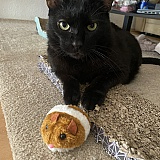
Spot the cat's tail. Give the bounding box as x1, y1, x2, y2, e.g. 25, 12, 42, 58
142, 57, 160, 65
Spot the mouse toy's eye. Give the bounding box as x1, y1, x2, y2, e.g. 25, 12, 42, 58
59, 133, 66, 140
87, 22, 97, 31
58, 21, 70, 31
46, 125, 48, 130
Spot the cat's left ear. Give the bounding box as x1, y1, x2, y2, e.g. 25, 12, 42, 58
46, 0, 62, 8
103, 0, 114, 11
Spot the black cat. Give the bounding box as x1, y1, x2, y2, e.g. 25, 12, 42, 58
46, 0, 146, 110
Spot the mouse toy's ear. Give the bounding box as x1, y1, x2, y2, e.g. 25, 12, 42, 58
50, 113, 60, 123
103, 0, 114, 11
46, 0, 61, 8
67, 120, 78, 136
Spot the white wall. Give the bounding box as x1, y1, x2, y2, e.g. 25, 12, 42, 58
0, 0, 49, 20
0, 0, 135, 29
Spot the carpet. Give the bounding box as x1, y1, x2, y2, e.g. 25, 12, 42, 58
39, 55, 160, 160
0, 19, 160, 160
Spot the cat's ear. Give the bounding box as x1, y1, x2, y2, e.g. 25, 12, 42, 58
46, 0, 61, 8
103, 0, 114, 11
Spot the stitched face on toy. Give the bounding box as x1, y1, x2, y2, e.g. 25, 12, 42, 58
41, 112, 85, 149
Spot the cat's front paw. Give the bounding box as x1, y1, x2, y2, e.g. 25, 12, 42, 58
81, 91, 105, 110
63, 89, 80, 106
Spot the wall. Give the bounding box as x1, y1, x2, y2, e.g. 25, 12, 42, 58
0, 1, 135, 29
0, 0, 48, 20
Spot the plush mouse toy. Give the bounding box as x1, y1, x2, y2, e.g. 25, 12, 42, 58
41, 105, 90, 152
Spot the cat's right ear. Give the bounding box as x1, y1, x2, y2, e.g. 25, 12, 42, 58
104, 0, 114, 11
46, 0, 61, 8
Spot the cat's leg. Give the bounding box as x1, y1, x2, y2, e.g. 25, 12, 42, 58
81, 73, 121, 110
58, 74, 81, 105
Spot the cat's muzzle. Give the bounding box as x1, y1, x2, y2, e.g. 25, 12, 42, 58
69, 52, 85, 59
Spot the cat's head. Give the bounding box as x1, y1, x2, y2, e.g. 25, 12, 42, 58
46, 0, 113, 59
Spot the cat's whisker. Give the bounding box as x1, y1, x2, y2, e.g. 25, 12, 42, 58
50, 48, 65, 58
91, 49, 123, 80
96, 48, 126, 79
87, 49, 103, 67
87, 51, 97, 65
91, 12, 107, 18
90, 49, 115, 70
95, 45, 121, 56
91, 5, 105, 17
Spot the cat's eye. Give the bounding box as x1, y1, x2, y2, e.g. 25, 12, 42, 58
58, 21, 70, 31
59, 133, 66, 140
87, 23, 97, 31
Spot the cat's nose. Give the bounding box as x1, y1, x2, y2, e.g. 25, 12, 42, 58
72, 41, 82, 52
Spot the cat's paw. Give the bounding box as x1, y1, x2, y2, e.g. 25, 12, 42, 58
63, 89, 80, 106
81, 91, 105, 110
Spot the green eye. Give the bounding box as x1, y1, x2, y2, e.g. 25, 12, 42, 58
87, 23, 97, 31
58, 21, 70, 31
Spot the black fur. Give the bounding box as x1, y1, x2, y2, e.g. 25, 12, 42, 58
47, 0, 142, 110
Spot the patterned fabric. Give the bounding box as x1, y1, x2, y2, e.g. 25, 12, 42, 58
38, 55, 143, 160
